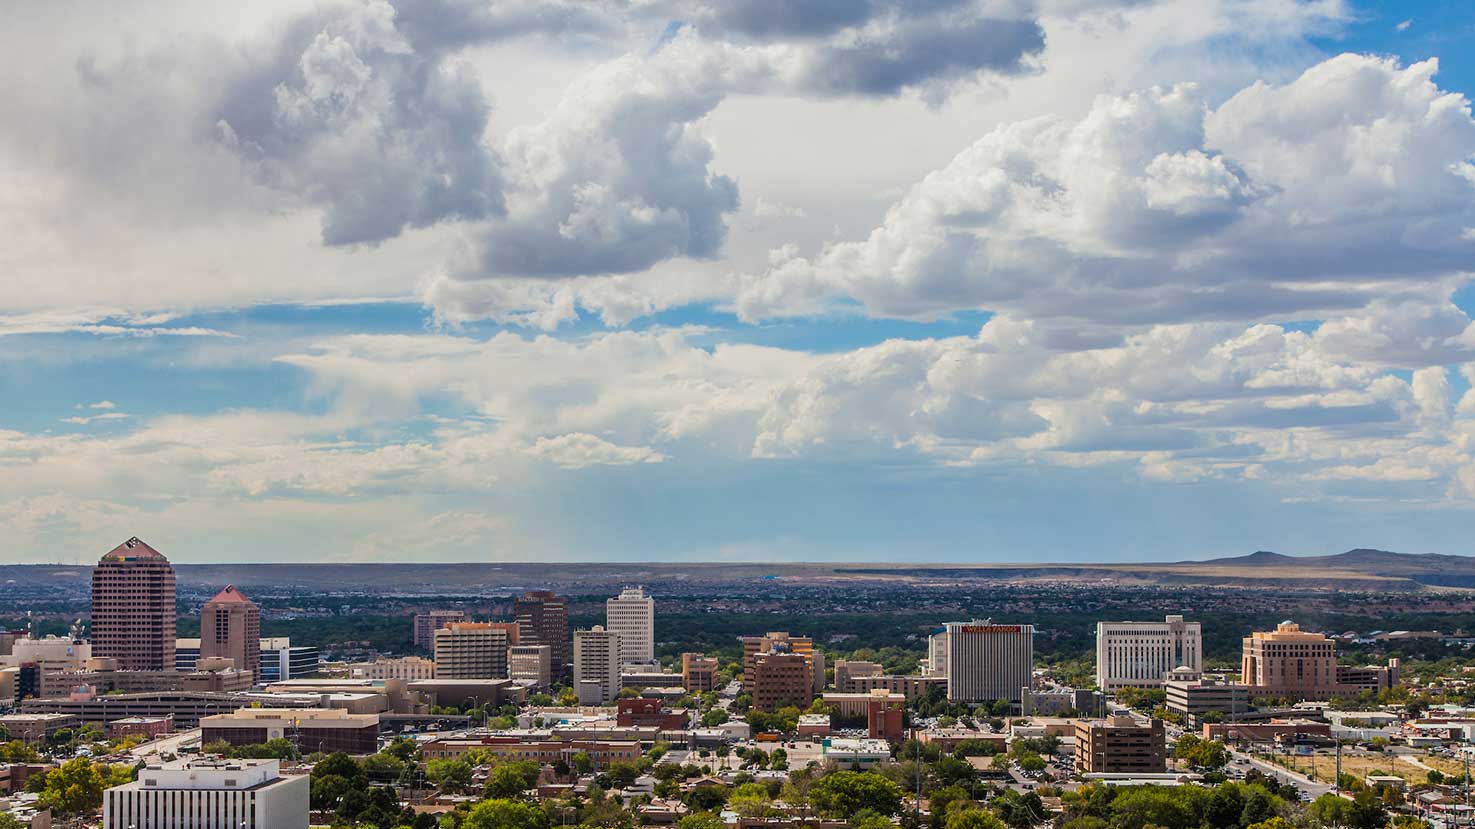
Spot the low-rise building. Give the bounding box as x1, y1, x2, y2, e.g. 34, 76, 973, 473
350, 656, 436, 681
819, 738, 892, 768
103, 758, 308, 829
797, 714, 832, 739
201, 708, 380, 755
107, 716, 173, 741
421, 736, 642, 766
681, 653, 718, 693
0, 713, 77, 745
1202, 719, 1332, 744
1165, 678, 1251, 727
1075, 715, 1167, 774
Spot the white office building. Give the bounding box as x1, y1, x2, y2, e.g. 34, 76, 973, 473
1095, 616, 1202, 691
924, 628, 949, 677
943, 621, 1034, 703
103, 758, 308, 829
606, 587, 655, 665
574, 626, 622, 705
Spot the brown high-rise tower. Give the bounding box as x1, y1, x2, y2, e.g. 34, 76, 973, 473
91, 537, 176, 671
514, 591, 570, 680
201, 585, 261, 681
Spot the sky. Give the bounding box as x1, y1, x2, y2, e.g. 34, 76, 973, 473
3, 0, 1475, 564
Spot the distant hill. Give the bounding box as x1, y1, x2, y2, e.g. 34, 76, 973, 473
1190, 547, 1475, 586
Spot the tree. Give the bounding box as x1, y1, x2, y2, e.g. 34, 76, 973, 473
572, 751, 594, 775
38, 757, 107, 816
947, 808, 1008, 829
464, 798, 551, 829
0, 741, 40, 763
954, 739, 1000, 757
684, 785, 728, 811
1246, 819, 1297, 829
808, 771, 903, 818
730, 782, 777, 818
678, 814, 726, 829
1017, 754, 1047, 773
0, 815, 25, 829
426, 758, 474, 793
486, 760, 542, 798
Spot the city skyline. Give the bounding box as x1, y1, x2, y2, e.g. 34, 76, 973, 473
5, 0, 1475, 564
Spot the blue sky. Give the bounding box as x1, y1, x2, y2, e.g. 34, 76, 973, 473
2, 0, 1475, 563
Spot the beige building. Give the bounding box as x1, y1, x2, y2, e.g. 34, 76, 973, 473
200, 585, 260, 683
1241, 621, 1343, 700
681, 653, 718, 693
509, 645, 553, 689
351, 656, 436, 681
750, 651, 814, 712
434, 622, 519, 679
606, 587, 655, 665
833, 660, 883, 689
201, 708, 380, 755
1096, 616, 1201, 690
91, 537, 176, 671
104, 758, 308, 829
573, 627, 621, 705
741, 632, 824, 695
1075, 715, 1167, 774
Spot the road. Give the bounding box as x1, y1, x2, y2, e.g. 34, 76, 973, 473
123, 728, 202, 762
1227, 747, 1335, 800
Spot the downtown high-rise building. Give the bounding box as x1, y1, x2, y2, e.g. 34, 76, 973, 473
606, 586, 654, 665
514, 591, 570, 679
574, 626, 622, 705
200, 585, 261, 682
91, 537, 177, 671
1095, 615, 1202, 690
412, 610, 468, 651
943, 620, 1034, 703
434, 622, 520, 679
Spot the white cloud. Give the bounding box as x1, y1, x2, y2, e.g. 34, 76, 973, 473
737, 55, 1475, 326
526, 433, 665, 469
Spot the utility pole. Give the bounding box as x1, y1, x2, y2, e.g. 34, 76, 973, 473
1335, 739, 1342, 795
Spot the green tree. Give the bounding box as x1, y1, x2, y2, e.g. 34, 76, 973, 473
464, 797, 552, 829
1246, 819, 1296, 829
947, 808, 1008, 829
808, 771, 903, 818
38, 757, 107, 817
486, 760, 542, 798
426, 758, 473, 793
677, 814, 726, 829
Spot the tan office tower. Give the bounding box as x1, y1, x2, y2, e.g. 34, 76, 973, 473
515, 591, 570, 680
606, 587, 655, 665
200, 585, 261, 680
91, 537, 177, 671
750, 650, 815, 712
573, 626, 621, 704
509, 644, 553, 689
681, 652, 718, 693
741, 632, 823, 694
1241, 620, 1342, 700
434, 622, 519, 679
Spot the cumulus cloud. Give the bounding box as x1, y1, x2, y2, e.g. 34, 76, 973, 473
661, 0, 1046, 97
737, 54, 1475, 326
212, 0, 505, 245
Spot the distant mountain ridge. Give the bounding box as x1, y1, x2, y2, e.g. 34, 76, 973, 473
1192, 548, 1475, 584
